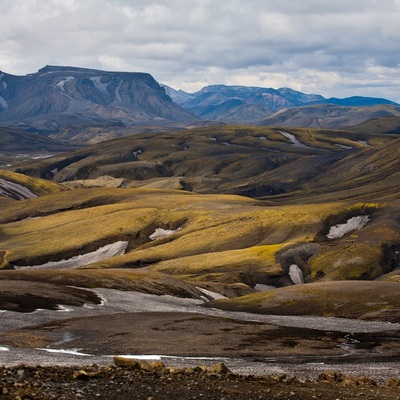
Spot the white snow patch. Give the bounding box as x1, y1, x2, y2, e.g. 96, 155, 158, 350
335, 144, 352, 149
196, 287, 227, 300
0, 346, 10, 351
90, 76, 109, 94
254, 284, 276, 292
53, 332, 75, 346
0, 178, 37, 200
31, 155, 53, 160
258, 136, 267, 140
0, 96, 8, 109
96, 292, 107, 306
37, 348, 92, 356
358, 140, 369, 145
56, 305, 74, 312
327, 215, 370, 240
23, 216, 42, 221
114, 79, 123, 102
110, 354, 224, 361
210, 137, 217, 141
15, 241, 129, 270
133, 149, 142, 157
289, 264, 304, 285
278, 130, 314, 149
113, 354, 163, 360
55, 76, 74, 92
0, 73, 7, 90
50, 167, 58, 175
221, 142, 236, 147
149, 227, 181, 240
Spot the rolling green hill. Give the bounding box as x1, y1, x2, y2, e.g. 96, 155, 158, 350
1, 120, 400, 321
11, 124, 398, 198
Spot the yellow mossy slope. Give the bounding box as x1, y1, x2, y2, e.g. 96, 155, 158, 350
1, 186, 397, 292
0, 187, 341, 283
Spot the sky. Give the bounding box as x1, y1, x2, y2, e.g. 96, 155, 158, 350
1, 0, 400, 102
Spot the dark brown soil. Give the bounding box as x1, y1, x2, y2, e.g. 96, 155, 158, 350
4, 312, 400, 364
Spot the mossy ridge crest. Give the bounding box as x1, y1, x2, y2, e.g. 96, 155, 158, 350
205, 281, 400, 322
12, 123, 399, 200
0, 268, 203, 299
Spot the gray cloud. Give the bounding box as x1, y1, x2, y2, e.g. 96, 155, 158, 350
0, 0, 399, 101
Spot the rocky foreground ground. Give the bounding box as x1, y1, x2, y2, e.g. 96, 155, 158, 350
2, 359, 400, 400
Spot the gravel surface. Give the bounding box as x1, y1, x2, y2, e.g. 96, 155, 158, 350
1, 288, 400, 384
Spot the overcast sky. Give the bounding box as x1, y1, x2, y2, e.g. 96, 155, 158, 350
1, 0, 400, 102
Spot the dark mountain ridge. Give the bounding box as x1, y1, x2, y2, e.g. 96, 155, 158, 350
260, 103, 400, 129
165, 84, 326, 112
1, 65, 399, 137
165, 84, 400, 126
0, 65, 196, 133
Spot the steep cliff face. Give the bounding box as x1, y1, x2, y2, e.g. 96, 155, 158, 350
0, 66, 196, 130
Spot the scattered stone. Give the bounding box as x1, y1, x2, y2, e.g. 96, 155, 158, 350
207, 362, 231, 375
139, 360, 155, 372
0, 364, 397, 400
113, 357, 140, 369
386, 377, 400, 387
147, 361, 166, 371
198, 365, 208, 373
14, 388, 33, 399
355, 375, 376, 386
318, 370, 344, 383
72, 369, 100, 380
17, 369, 27, 380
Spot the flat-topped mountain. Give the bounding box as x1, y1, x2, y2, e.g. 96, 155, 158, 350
0, 65, 196, 133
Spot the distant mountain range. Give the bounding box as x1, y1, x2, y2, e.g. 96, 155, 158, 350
0, 65, 399, 138
164, 84, 400, 127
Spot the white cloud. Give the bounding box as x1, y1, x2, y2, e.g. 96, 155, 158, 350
0, 0, 399, 101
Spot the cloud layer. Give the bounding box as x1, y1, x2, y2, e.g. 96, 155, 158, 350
1, 0, 400, 101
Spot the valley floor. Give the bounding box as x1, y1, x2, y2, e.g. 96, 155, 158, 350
2, 287, 400, 391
